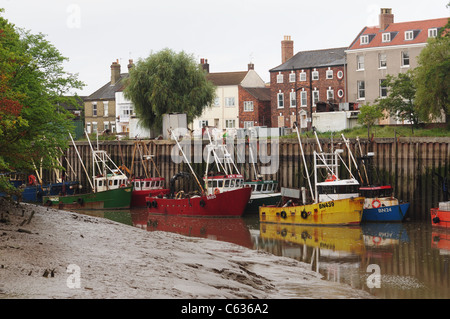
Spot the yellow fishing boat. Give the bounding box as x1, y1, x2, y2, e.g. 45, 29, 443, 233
259, 196, 364, 226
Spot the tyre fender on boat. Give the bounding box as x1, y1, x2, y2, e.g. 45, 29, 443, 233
280, 210, 287, 219
372, 199, 381, 209
301, 209, 308, 219
77, 197, 84, 205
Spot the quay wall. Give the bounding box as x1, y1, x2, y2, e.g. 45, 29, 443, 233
58, 137, 449, 221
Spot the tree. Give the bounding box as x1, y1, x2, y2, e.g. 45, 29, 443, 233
376, 71, 419, 133
0, 10, 85, 195
414, 18, 450, 127
357, 103, 384, 140
124, 48, 216, 131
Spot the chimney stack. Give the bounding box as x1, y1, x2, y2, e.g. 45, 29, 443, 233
127, 59, 134, 72
248, 62, 254, 71
110, 59, 121, 85
200, 58, 209, 73
379, 8, 394, 30
281, 35, 294, 64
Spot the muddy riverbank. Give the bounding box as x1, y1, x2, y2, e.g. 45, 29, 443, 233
0, 198, 372, 299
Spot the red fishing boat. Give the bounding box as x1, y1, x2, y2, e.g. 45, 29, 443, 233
431, 174, 449, 228
145, 130, 251, 217
131, 177, 169, 207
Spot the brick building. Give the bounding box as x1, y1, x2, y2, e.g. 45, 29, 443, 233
238, 85, 271, 128
269, 36, 347, 129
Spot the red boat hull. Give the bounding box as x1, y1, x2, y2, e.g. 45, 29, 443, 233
145, 187, 252, 217
132, 188, 170, 207
431, 207, 450, 228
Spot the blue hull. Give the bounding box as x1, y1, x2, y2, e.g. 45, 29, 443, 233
362, 203, 410, 222
0, 181, 79, 203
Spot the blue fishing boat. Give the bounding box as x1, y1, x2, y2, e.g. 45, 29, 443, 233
360, 185, 410, 222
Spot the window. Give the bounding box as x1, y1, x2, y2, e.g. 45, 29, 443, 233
225, 97, 235, 107
402, 51, 410, 67
300, 70, 306, 81
379, 53, 387, 68
103, 101, 108, 117
243, 101, 253, 112
92, 102, 97, 116
337, 89, 344, 99
312, 90, 319, 106
382, 32, 391, 42
326, 87, 334, 100
405, 30, 414, 41
86, 122, 91, 134
277, 92, 284, 108
300, 90, 307, 107
104, 121, 110, 132
428, 28, 438, 38
244, 121, 254, 129
213, 97, 220, 107
357, 55, 364, 70
290, 91, 296, 107
380, 79, 388, 98
289, 72, 296, 82
312, 69, 319, 80
277, 72, 283, 83
337, 70, 344, 79
326, 68, 333, 79
199, 120, 208, 128
92, 122, 98, 133
225, 119, 235, 128
360, 35, 369, 45
357, 81, 365, 100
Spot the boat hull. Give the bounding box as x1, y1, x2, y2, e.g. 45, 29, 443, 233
362, 203, 410, 222
131, 188, 170, 207
259, 197, 364, 226
146, 187, 252, 217
0, 181, 80, 203
245, 193, 282, 213
431, 207, 450, 228
43, 186, 133, 210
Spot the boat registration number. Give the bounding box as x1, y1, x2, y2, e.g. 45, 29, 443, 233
49, 196, 59, 202
377, 207, 392, 213
207, 194, 216, 200
319, 201, 334, 209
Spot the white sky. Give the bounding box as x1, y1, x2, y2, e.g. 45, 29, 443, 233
1, 0, 448, 96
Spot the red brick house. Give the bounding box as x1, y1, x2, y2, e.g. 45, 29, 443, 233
238, 86, 271, 128
269, 36, 347, 129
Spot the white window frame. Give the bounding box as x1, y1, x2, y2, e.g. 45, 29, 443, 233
104, 121, 110, 132
290, 91, 296, 108
379, 53, 387, 69
382, 32, 391, 42
326, 68, 333, 79
357, 81, 365, 100
405, 30, 414, 41
312, 90, 319, 106
103, 101, 109, 117
277, 72, 283, 83
92, 102, 97, 117
337, 70, 344, 79
213, 97, 220, 107
401, 51, 410, 67
277, 92, 284, 108
243, 101, 254, 112
225, 97, 235, 107
199, 120, 208, 128
86, 122, 92, 134
300, 90, 307, 107
337, 89, 344, 99
428, 28, 438, 38
300, 70, 306, 81
326, 87, 334, 100
312, 69, 319, 81
244, 121, 254, 129
380, 79, 388, 98
289, 72, 296, 83
357, 55, 365, 71
360, 35, 369, 45
225, 119, 235, 128
92, 122, 98, 133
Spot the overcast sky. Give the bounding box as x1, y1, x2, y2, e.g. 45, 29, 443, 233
1, 0, 448, 96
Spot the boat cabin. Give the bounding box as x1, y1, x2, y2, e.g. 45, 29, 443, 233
94, 172, 128, 193
244, 180, 278, 194
204, 174, 246, 195
133, 177, 165, 191
316, 179, 360, 202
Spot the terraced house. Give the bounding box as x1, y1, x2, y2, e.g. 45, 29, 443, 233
346, 8, 448, 124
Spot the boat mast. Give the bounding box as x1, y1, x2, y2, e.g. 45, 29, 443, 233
69, 132, 94, 190
294, 124, 315, 203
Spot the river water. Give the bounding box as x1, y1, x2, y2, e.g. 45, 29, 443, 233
80, 208, 450, 299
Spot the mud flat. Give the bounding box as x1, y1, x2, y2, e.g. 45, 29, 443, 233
0, 198, 372, 299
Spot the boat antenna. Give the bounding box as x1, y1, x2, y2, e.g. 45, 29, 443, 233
170, 129, 204, 193
294, 123, 315, 202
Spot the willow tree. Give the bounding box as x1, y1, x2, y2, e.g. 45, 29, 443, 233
124, 49, 216, 131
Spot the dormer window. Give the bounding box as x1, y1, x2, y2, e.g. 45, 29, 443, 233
405, 31, 414, 41
360, 35, 369, 45
382, 32, 391, 42
428, 28, 438, 38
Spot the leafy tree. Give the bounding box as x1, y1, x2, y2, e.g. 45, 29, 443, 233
0, 10, 84, 196
357, 103, 384, 140
124, 48, 216, 130
376, 71, 419, 133
414, 19, 450, 127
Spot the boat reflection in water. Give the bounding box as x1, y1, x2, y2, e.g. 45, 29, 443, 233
130, 209, 254, 249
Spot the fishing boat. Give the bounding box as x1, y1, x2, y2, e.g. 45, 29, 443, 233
348, 136, 409, 222
259, 126, 364, 226
145, 130, 251, 217
431, 173, 449, 228
43, 132, 132, 210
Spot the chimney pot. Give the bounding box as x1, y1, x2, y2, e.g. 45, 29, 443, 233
379, 8, 394, 30
248, 63, 254, 71
281, 35, 294, 64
